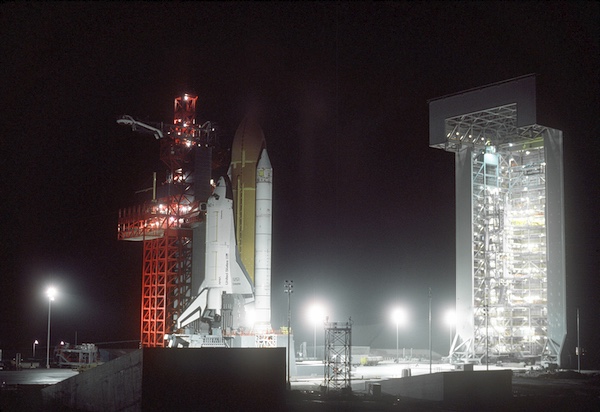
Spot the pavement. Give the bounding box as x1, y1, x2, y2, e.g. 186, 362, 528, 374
289, 361, 600, 411
2, 360, 598, 389
0, 360, 459, 389
293, 360, 530, 391
0, 368, 78, 386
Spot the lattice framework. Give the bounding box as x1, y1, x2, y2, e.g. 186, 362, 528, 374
324, 320, 352, 392
443, 106, 551, 363
140, 230, 193, 347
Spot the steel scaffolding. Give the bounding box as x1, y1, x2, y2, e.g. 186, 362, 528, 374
466, 142, 548, 362
324, 319, 352, 392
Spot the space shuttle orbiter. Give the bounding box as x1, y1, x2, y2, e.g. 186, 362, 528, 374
177, 176, 254, 329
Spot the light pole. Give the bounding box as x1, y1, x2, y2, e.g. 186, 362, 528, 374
577, 307, 581, 373
391, 307, 407, 362
445, 309, 456, 355
428, 288, 432, 374
33, 340, 38, 359
284, 280, 293, 389
313, 321, 318, 359
46, 287, 56, 368
307, 303, 326, 359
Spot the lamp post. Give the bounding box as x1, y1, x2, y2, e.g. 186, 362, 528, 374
391, 307, 406, 362
428, 288, 432, 374
46, 287, 56, 369
308, 303, 325, 359
577, 307, 581, 373
445, 309, 456, 355
284, 280, 293, 389
33, 340, 38, 359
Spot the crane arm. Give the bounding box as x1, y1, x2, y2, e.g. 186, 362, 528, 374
117, 115, 164, 140
117, 115, 218, 147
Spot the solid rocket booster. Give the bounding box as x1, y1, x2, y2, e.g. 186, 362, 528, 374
254, 148, 272, 331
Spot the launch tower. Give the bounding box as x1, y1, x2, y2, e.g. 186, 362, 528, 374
429, 76, 566, 366
117, 94, 216, 347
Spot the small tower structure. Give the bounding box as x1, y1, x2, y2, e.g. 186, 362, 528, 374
324, 319, 352, 392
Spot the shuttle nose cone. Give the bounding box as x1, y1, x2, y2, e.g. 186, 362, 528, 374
257, 148, 272, 170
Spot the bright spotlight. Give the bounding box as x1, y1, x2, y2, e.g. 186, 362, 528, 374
307, 303, 326, 325
45, 286, 57, 369
391, 307, 407, 325
307, 303, 327, 359
391, 307, 407, 361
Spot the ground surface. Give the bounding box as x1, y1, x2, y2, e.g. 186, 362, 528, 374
286, 370, 600, 411
1, 368, 599, 411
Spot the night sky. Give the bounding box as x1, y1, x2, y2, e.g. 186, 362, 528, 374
1, 3, 598, 367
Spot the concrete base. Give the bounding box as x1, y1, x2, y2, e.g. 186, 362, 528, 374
379, 370, 512, 404
229, 333, 297, 376
42, 347, 286, 411
42, 348, 141, 411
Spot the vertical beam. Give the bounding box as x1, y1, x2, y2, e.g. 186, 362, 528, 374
453, 147, 474, 360
544, 129, 567, 365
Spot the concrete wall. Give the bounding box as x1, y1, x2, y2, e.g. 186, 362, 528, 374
141, 347, 285, 411
42, 347, 286, 411
42, 348, 142, 411
379, 370, 512, 405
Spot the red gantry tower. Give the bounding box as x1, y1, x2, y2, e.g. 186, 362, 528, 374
117, 95, 216, 347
